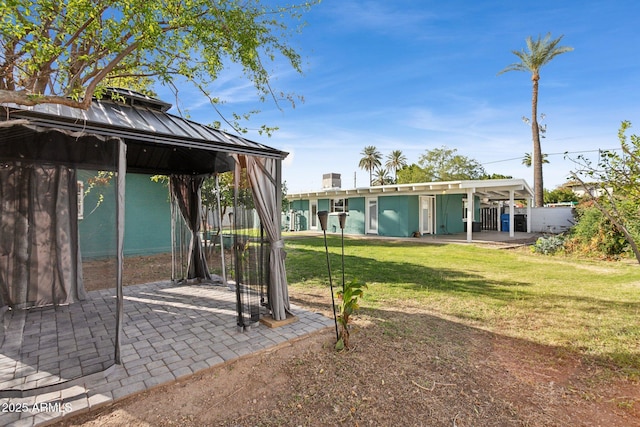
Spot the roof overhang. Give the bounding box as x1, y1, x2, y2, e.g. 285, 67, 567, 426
288, 179, 534, 202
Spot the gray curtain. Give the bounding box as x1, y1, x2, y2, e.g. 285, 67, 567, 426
170, 175, 211, 281
0, 162, 85, 309
241, 155, 290, 321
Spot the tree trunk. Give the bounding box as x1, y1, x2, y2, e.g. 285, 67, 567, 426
531, 76, 544, 207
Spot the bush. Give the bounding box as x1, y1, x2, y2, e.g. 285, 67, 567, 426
531, 235, 565, 255
565, 202, 628, 258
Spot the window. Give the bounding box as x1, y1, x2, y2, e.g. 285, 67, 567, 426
462, 198, 468, 220
77, 181, 84, 220
331, 198, 349, 213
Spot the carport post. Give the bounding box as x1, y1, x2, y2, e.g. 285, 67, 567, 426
509, 190, 515, 237
466, 189, 474, 243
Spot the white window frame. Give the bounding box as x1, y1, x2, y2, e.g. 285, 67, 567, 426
462, 198, 468, 220
366, 197, 378, 234
330, 198, 349, 213
310, 199, 318, 230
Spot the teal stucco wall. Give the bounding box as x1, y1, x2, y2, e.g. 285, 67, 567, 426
343, 197, 364, 235
433, 194, 480, 235
311, 197, 365, 234
292, 192, 477, 237
378, 195, 417, 237
78, 172, 171, 258
289, 199, 309, 231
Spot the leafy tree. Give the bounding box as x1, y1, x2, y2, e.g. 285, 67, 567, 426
385, 150, 407, 183
498, 33, 573, 207
522, 152, 549, 167
567, 121, 640, 263
358, 146, 382, 186
480, 173, 513, 180
0, 0, 316, 131
418, 146, 485, 181
543, 186, 579, 204
396, 164, 428, 184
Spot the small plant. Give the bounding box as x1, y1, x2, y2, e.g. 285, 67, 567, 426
335, 278, 367, 351
531, 234, 565, 255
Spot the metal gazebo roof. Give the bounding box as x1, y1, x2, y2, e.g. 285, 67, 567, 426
1, 88, 288, 175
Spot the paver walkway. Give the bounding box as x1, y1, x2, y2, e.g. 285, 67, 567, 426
0, 281, 332, 426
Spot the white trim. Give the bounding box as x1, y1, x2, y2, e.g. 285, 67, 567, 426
366, 197, 378, 234
419, 196, 435, 235
309, 199, 318, 230
288, 178, 534, 203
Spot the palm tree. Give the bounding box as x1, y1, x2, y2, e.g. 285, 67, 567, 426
358, 146, 382, 186
522, 152, 549, 167
385, 150, 408, 183
372, 167, 393, 186
498, 33, 573, 207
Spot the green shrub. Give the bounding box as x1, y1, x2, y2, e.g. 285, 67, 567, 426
565, 202, 628, 258
531, 235, 565, 255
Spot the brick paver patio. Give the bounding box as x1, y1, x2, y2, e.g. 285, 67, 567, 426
0, 281, 332, 426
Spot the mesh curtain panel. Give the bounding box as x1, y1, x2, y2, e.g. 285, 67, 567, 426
232, 163, 268, 328
169, 175, 211, 282
0, 123, 124, 395
0, 163, 84, 309
240, 155, 290, 321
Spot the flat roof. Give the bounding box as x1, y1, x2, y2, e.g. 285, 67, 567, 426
288, 178, 534, 201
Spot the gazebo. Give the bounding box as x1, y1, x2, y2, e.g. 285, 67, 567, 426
0, 89, 290, 395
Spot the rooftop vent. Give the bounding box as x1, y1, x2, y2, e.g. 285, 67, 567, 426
103, 88, 172, 112
322, 173, 341, 189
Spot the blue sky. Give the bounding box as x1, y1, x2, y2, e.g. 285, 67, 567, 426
157, 0, 640, 193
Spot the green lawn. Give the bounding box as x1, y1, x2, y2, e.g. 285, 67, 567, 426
285, 235, 640, 378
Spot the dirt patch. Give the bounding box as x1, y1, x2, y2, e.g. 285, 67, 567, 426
82, 250, 229, 291
56, 256, 639, 427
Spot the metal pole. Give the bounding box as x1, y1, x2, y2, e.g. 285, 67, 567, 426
338, 213, 347, 294
318, 211, 339, 342
214, 174, 227, 285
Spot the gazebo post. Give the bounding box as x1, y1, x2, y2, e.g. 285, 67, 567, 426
114, 140, 127, 364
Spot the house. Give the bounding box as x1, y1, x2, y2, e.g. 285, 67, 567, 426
563, 180, 613, 198
78, 172, 172, 258
287, 176, 535, 242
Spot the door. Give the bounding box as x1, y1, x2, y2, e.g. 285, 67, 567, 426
419, 196, 435, 234
310, 200, 318, 230
366, 198, 378, 234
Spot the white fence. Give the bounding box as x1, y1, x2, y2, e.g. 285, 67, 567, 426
515, 207, 575, 233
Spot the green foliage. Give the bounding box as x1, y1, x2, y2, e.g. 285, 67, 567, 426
568, 121, 640, 262
544, 186, 579, 204
565, 202, 628, 258
531, 235, 565, 255
0, 0, 316, 129
358, 146, 382, 186
480, 173, 513, 180
371, 168, 393, 186
335, 278, 367, 351
83, 171, 114, 216
385, 150, 408, 183
418, 146, 485, 181
396, 163, 428, 184
522, 152, 549, 167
